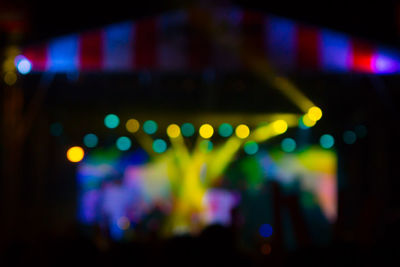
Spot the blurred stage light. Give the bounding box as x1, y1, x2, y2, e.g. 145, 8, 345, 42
281, 138, 296, 152
181, 123, 195, 137
67, 146, 85, 162
117, 216, 130, 230
200, 140, 213, 152
4, 72, 17, 85
218, 123, 233, 137
343, 130, 357, 144
259, 224, 273, 238
15, 56, 32, 75
272, 120, 288, 134
244, 141, 259, 155
235, 124, 250, 139
167, 124, 181, 138
126, 119, 140, 133
320, 134, 334, 149
104, 114, 120, 129
307, 106, 323, 121
116, 136, 132, 151
143, 120, 158, 135
83, 133, 98, 148
301, 114, 316, 127
199, 124, 214, 139
153, 139, 167, 153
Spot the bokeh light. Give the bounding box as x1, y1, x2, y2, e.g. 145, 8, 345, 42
126, 119, 140, 133
307, 106, 322, 121
15, 57, 32, 74
281, 138, 296, 152
153, 139, 167, 153
244, 141, 259, 155
181, 123, 195, 137
117, 216, 130, 230
259, 224, 273, 238
143, 120, 158, 135
104, 114, 120, 129
199, 124, 214, 139
116, 136, 132, 151
302, 114, 316, 127
218, 123, 233, 137
343, 130, 357, 144
83, 133, 98, 148
66, 146, 85, 163
167, 124, 181, 138
4, 72, 17, 85
50, 122, 63, 136
200, 140, 213, 152
235, 124, 250, 139
320, 134, 335, 149
272, 120, 288, 134
261, 244, 272, 255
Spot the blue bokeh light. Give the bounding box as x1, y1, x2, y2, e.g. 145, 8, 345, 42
259, 224, 273, 238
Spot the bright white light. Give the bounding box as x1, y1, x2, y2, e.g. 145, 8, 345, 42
15, 56, 32, 75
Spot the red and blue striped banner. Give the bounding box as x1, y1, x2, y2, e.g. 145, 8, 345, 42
21, 7, 400, 74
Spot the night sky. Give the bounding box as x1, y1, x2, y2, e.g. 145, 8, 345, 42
14, 1, 400, 47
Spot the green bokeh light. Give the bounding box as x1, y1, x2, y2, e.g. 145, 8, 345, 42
143, 120, 158, 135
153, 139, 167, 153
281, 138, 296, 152
116, 136, 131, 151
181, 123, 195, 137
244, 141, 259, 155
218, 123, 233, 137
83, 133, 98, 148
320, 134, 334, 149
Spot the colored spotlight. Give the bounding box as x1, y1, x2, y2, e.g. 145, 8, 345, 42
66, 146, 84, 163
104, 114, 120, 129
116, 136, 131, 151
218, 123, 233, 137
259, 224, 273, 238
199, 124, 214, 139
343, 130, 357, 144
244, 141, 259, 155
126, 119, 140, 133
16, 57, 32, 75
167, 124, 181, 138
281, 138, 296, 152
83, 133, 98, 148
320, 134, 335, 149
143, 120, 158, 135
200, 140, 213, 152
181, 123, 195, 137
235, 124, 250, 139
272, 120, 288, 134
153, 139, 167, 153
301, 114, 316, 127
307, 106, 322, 121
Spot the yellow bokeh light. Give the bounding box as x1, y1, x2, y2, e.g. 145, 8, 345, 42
199, 124, 214, 139
235, 124, 250, 139
167, 124, 181, 138
272, 120, 288, 134
307, 106, 322, 121
4, 72, 17, 86
3, 59, 15, 72
302, 114, 316, 127
126, 119, 140, 133
66, 146, 85, 163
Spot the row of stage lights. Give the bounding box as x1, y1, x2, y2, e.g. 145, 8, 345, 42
64, 107, 367, 163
